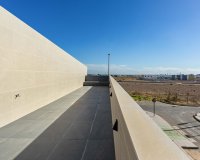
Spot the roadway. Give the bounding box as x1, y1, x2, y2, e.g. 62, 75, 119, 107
138, 101, 200, 148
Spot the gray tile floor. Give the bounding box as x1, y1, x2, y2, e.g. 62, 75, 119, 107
0, 86, 115, 160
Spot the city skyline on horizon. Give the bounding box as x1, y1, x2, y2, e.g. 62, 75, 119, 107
87, 63, 200, 75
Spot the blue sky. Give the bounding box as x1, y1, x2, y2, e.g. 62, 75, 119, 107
1, 0, 200, 74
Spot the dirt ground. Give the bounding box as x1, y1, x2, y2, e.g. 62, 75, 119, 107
116, 79, 200, 106
116, 77, 200, 159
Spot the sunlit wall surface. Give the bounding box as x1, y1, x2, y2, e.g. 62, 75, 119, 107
0, 6, 87, 127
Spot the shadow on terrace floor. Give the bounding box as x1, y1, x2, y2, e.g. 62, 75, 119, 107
14, 86, 115, 160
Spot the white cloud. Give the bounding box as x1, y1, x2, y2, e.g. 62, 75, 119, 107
86, 64, 200, 75
86, 64, 136, 75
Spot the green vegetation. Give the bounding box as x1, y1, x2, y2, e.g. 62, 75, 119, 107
130, 92, 153, 101
130, 91, 199, 106
130, 91, 180, 103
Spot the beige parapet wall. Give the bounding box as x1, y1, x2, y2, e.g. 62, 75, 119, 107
109, 76, 191, 160
0, 6, 87, 127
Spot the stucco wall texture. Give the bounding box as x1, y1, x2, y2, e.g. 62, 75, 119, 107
0, 6, 87, 127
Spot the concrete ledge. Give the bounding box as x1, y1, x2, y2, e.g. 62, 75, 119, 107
85, 75, 109, 81
83, 81, 109, 86
109, 76, 191, 160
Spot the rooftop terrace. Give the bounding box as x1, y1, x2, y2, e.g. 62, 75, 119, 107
0, 86, 115, 160
0, 6, 192, 160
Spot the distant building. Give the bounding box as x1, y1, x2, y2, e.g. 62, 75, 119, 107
196, 74, 200, 78
172, 75, 176, 80
181, 74, 187, 80
172, 74, 188, 80
142, 74, 196, 81
142, 74, 172, 80
195, 74, 200, 81
159, 75, 172, 80
143, 75, 158, 80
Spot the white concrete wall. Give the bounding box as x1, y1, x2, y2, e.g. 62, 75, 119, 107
0, 6, 87, 127
109, 76, 191, 160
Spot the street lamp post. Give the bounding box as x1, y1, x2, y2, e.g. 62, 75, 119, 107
108, 54, 110, 76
